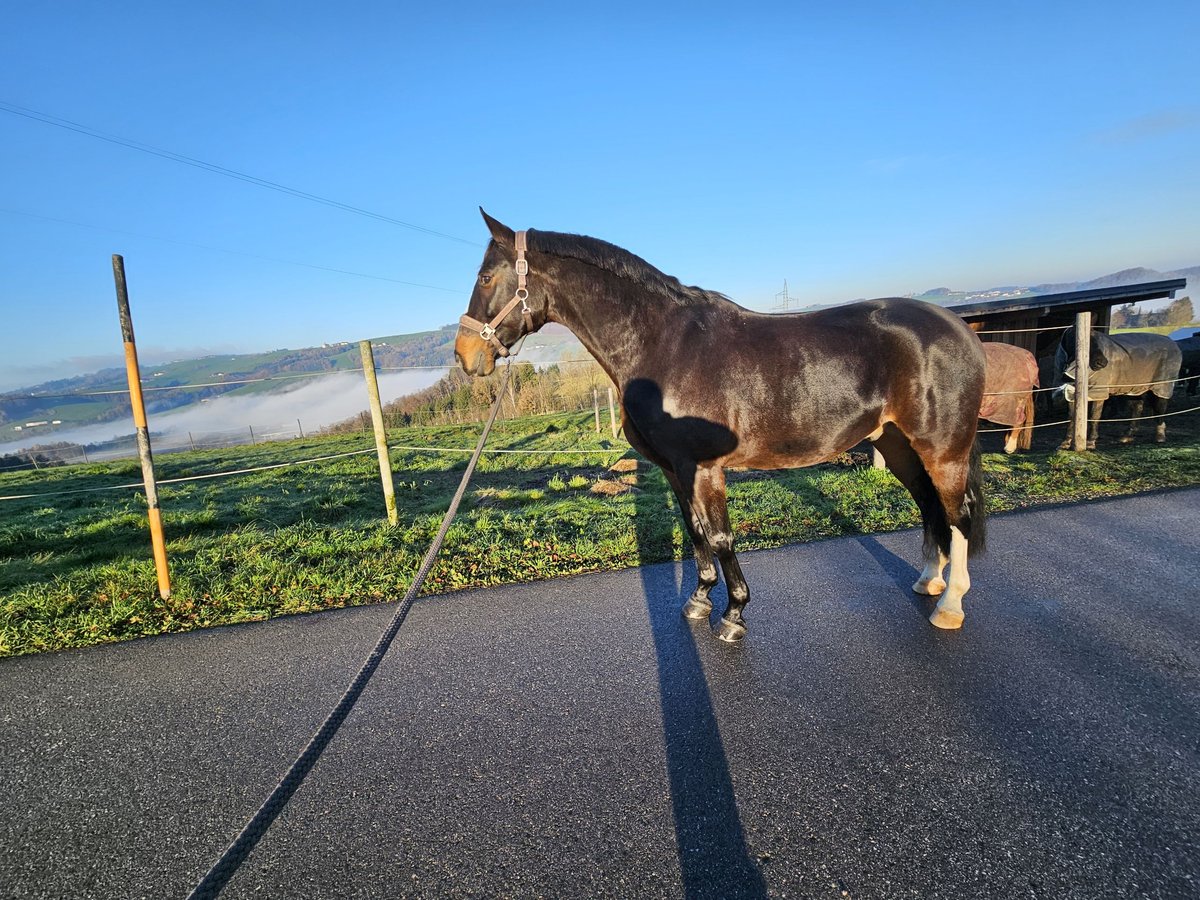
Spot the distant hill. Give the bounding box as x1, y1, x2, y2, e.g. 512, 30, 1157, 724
911, 265, 1196, 308
0, 326, 460, 443
0, 322, 592, 446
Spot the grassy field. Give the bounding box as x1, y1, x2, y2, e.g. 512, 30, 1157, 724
2, 405, 1199, 658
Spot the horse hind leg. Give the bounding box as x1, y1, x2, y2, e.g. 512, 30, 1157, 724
1149, 394, 1169, 442
685, 464, 750, 642
1003, 426, 1019, 455
911, 439, 988, 631
1120, 395, 1145, 444
1018, 390, 1034, 451
870, 425, 950, 596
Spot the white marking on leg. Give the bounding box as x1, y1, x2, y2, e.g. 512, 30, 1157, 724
930, 526, 970, 630
912, 546, 948, 596
1004, 430, 1018, 454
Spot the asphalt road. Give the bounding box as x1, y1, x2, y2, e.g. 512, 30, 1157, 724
2, 489, 1198, 899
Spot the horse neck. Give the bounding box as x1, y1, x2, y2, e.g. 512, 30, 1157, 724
541, 257, 690, 386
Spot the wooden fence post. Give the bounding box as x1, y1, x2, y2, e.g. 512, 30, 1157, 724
593, 387, 601, 433
359, 340, 398, 525
248, 425, 256, 445
296, 418, 304, 438
112, 254, 171, 601
607, 386, 619, 438
1073, 311, 1091, 452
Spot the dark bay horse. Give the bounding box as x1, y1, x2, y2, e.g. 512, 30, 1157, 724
1056, 328, 1182, 449
456, 212, 987, 639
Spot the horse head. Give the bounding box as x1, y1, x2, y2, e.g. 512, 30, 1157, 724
1057, 325, 1112, 385
455, 210, 548, 376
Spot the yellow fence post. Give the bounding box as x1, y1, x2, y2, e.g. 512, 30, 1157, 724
111, 255, 171, 601
607, 385, 619, 438
359, 340, 398, 525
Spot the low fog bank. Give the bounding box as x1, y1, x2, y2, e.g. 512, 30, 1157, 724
3, 369, 444, 454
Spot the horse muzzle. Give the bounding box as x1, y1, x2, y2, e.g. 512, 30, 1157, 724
454, 329, 497, 376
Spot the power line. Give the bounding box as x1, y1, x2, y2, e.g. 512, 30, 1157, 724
0, 208, 463, 293
0, 100, 481, 247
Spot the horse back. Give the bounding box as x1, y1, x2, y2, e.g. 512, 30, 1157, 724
1101, 332, 1182, 399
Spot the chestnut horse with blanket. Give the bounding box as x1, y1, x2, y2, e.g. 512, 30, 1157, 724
456, 212, 987, 638
980, 342, 1038, 453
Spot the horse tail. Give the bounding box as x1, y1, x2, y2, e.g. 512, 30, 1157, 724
1018, 390, 1035, 451
962, 438, 988, 556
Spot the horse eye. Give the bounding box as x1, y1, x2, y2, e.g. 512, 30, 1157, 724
479, 274, 492, 286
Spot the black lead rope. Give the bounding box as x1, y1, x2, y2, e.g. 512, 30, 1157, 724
187, 350, 519, 899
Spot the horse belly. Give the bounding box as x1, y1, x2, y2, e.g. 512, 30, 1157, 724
724, 412, 880, 470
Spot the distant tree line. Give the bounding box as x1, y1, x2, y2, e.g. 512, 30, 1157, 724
1111, 296, 1194, 329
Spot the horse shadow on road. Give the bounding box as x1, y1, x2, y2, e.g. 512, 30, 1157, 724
632, 471, 767, 900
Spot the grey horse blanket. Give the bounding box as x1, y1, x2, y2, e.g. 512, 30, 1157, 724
1061, 332, 1182, 402
980, 342, 1038, 426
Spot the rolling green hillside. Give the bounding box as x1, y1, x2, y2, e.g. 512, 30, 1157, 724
0, 326, 461, 442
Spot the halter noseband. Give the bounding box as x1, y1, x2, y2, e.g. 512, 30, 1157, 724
459, 230, 533, 358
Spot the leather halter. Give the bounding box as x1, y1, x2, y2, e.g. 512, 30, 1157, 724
459, 230, 533, 358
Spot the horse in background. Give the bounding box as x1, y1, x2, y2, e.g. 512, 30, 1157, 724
457, 211, 988, 636
979, 342, 1038, 453
1056, 328, 1182, 449
1175, 335, 1200, 397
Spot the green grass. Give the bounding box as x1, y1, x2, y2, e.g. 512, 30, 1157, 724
2, 409, 1198, 657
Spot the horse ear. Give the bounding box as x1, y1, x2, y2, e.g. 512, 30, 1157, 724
479, 208, 515, 248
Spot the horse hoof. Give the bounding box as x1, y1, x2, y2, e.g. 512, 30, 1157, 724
912, 577, 946, 597
1086, 441, 1097, 450
681, 595, 713, 621
1118, 435, 1134, 445
715, 617, 747, 643
928, 607, 965, 630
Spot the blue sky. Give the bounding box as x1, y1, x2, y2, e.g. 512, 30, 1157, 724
2, 0, 1197, 390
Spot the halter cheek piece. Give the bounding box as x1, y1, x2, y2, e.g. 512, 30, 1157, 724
459, 230, 533, 358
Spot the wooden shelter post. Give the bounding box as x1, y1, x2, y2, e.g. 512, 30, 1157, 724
1072, 311, 1091, 452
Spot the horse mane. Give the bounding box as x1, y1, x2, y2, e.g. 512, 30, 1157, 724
529, 229, 731, 306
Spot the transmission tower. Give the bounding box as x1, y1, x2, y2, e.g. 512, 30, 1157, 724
772, 280, 799, 313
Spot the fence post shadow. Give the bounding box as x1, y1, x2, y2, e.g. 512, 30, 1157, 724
632, 469, 767, 899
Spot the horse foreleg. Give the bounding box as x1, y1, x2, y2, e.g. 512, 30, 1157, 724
689, 465, 750, 643
665, 470, 719, 621
1087, 399, 1104, 450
